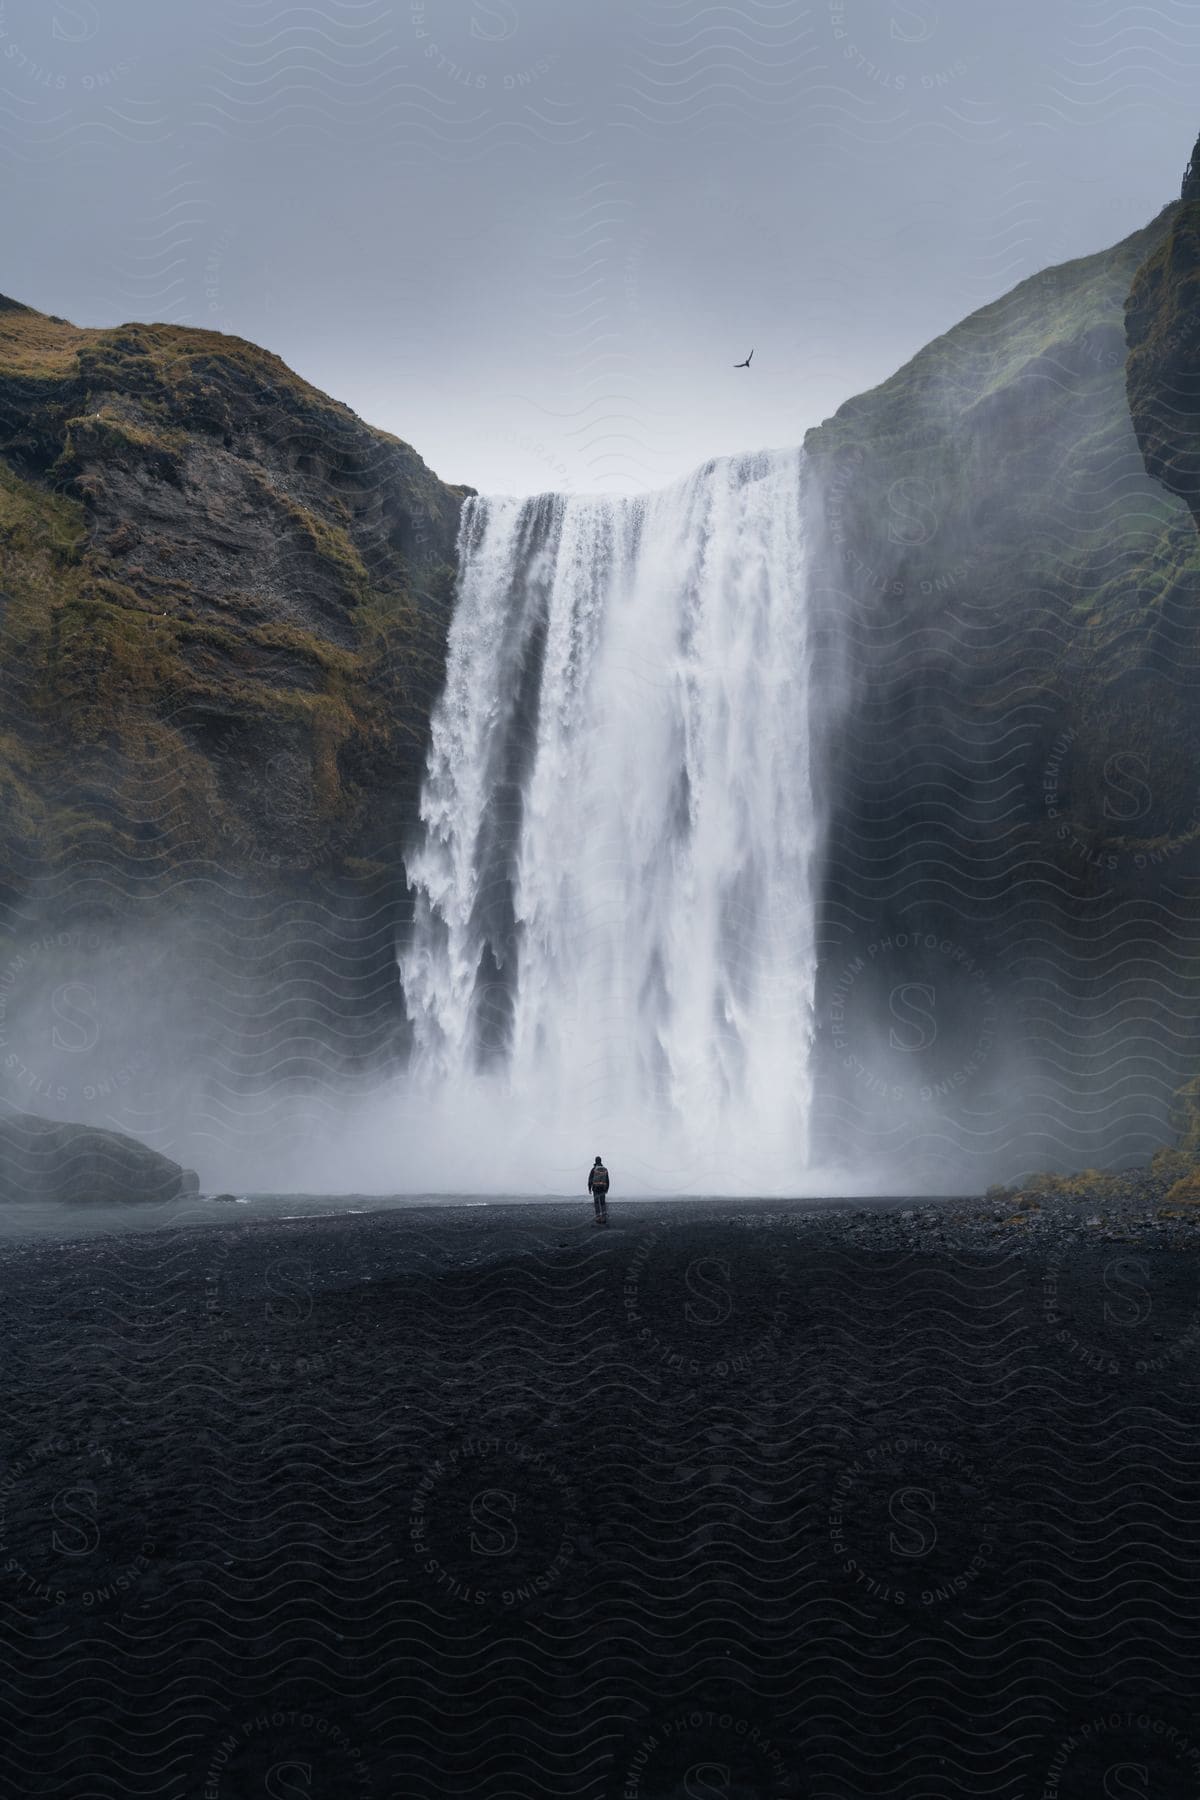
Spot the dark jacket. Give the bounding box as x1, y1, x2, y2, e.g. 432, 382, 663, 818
588, 1163, 610, 1193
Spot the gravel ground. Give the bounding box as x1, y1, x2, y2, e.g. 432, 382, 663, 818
1, 1185, 1198, 1798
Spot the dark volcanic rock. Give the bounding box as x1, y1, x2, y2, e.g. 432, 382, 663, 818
0, 300, 475, 1118
0, 1109, 194, 1205
802, 193, 1200, 1178
1125, 138, 1200, 531
0, 297, 471, 901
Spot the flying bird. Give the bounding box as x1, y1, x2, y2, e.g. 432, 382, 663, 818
733, 349, 754, 368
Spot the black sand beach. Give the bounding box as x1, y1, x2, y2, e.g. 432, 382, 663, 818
3, 1187, 1200, 1797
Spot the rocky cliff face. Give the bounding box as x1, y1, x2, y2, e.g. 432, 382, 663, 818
802, 204, 1200, 1184
1125, 143, 1200, 531
0, 299, 472, 1168
0, 296, 468, 905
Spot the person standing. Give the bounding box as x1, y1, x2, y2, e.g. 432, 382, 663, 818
588, 1156, 609, 1226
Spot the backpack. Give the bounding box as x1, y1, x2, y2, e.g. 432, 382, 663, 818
592, 1164, 609, 1192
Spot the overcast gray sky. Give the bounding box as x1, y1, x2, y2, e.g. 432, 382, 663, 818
2, 0, 1197, 495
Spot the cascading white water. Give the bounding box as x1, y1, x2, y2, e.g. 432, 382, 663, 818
398, 447, 817, 1194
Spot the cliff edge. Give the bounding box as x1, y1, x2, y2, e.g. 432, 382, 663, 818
0, 298, 470, 905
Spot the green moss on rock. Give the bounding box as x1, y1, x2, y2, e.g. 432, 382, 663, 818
1125, 156, 1200, 532
0, 293, 472, 899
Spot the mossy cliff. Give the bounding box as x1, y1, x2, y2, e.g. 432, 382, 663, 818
1125, 137, 1200, 531
0, 295, 469, 908
801, 199, 1200, 1181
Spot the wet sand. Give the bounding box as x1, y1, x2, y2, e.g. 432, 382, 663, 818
2, 1186, 1199, 1796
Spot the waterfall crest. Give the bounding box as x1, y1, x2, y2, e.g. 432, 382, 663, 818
399, 447, 817, 1194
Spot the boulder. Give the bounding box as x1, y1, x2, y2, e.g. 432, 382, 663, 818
0, 1110, 193, 1206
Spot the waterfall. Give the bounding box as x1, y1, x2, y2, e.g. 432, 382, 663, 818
398, 447, 817, 1194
